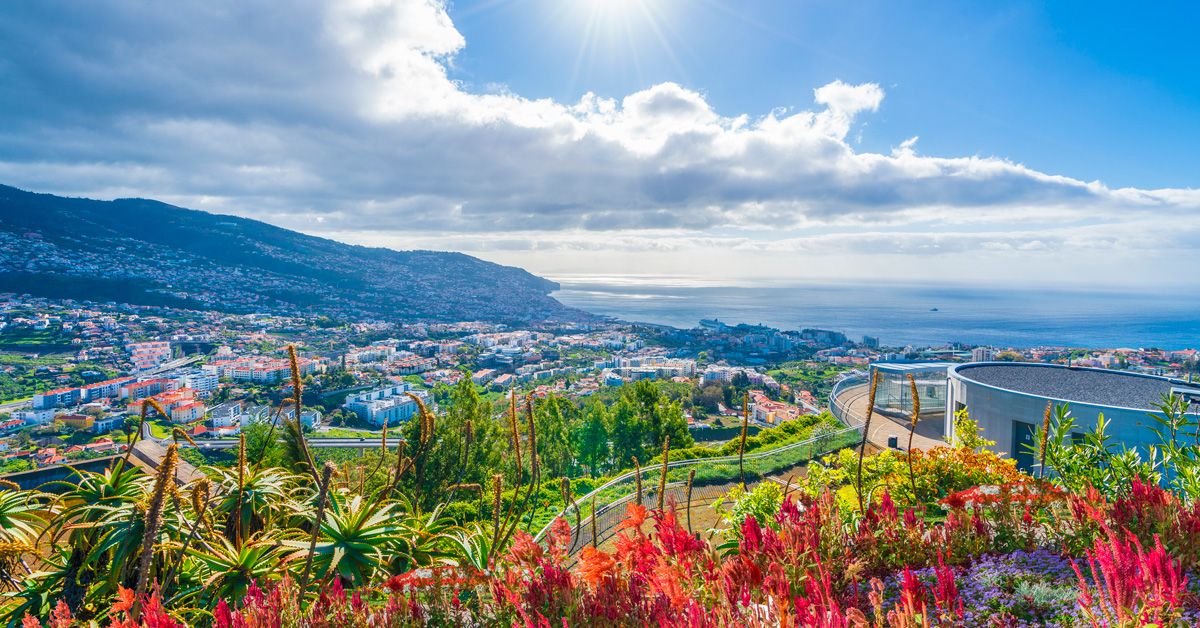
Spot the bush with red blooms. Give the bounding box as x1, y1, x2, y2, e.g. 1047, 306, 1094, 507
1072, 526, 1189, 628
487, 497, 972, 628
23, 479, 1200, 627
19, 587, 182, 628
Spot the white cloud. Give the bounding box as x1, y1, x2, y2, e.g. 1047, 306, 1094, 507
0, 0, 1198, 284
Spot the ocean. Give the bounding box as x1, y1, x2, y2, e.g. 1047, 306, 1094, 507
549, 278, 1200, 350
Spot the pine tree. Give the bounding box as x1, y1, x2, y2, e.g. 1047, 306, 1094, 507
576, 400, 611, 478
534, 393, 574, 479
628, 380, 665, 448
609, 396, 643, 471
660, 400, 694, 450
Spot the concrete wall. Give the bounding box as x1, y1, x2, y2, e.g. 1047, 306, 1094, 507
946, 372, 1162, 473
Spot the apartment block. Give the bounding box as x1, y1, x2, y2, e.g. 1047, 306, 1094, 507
127, 341, 172, 371
344, 384, 430, 428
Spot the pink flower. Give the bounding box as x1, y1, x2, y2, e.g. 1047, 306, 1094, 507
49, 600, 71, 628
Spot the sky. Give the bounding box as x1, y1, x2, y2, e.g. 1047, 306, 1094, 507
1, 0, 1198, 288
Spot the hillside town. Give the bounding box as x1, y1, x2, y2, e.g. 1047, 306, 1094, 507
0, 186, 584, 323
1, 293, 1195, 475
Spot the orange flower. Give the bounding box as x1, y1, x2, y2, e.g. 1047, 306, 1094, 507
576, 546, 617, 589
113, 586, 137, 613
652, 565, 689, 609
547, 517, 572, 561
616, 503, 648, 533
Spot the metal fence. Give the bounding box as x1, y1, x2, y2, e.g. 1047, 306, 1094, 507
553, 480, 738, 567
534, 422, 864, 543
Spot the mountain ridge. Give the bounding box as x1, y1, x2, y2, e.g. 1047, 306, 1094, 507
0, 185, 584, 322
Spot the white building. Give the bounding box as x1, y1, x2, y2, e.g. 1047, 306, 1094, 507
344, 384, 431, 428
93, 415, 124, 433
971, 347, 995, 362
208, 402, 244, 428
300, 409, 322, 429
182, 371, 219, 395
127, 341, 172, 371
12, 408, 55, 425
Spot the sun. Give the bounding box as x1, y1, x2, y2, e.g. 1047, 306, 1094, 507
565, 0, 686, 91
585, 0, 638, 11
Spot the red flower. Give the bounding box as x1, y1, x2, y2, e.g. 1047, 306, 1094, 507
509, 530, 545, 566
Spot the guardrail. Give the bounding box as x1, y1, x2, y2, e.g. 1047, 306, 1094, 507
533, 421, 864, 541
830, 374, 869, 427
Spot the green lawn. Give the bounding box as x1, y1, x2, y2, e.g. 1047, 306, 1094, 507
148, 419, 173, 439
314, 427, 405, 439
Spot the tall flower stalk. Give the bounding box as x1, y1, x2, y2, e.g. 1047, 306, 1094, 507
739, 396, 749, 487
633, 457, 643, 506
656, 436, 670, 512
685, 468, 696, 534
132, 444, 179, 619
857, 371, 880, 513
906, 373, 921, 503
1040, 400, 1053, 479
299, 462, 336, 594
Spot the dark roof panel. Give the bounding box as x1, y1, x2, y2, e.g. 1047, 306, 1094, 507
954, 363, 1199, 410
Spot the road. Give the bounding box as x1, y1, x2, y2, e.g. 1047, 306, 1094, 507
167, 437, 406, 450
314, 425, 394, 435
795, 397, 823, 414
144, 355, 203, 375
0, 398, 32, 413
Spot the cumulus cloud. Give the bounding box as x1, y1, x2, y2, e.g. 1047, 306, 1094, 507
0, 0, 1198, 283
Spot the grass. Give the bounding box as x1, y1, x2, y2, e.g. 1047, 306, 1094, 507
313, 427, 405, 439
0, 354, 68, 366
319, 390, 355, 407
148, 419, 174, 439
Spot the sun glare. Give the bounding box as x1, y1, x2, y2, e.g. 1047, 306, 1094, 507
586, 0, 637, 11
565, 0, 690, 92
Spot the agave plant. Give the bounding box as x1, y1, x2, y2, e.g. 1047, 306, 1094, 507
206, 464, 298, 547
276, 492, 400, 587
3, 460, 201, 624
4, 466, 147, 621
185, 537, 288, 602
0, 486, 44, 594
443, 522, 497, 573
0, 486, 45, 547
386, 494, 460, 576
276, 491, 455, 589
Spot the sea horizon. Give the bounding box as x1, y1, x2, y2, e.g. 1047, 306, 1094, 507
549, 276, 1200, 351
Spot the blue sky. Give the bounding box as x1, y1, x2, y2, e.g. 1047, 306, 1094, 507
448, 0, 1200, 189
0, 0, 1197, 287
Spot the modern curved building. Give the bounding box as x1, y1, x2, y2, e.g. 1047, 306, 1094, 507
946, 363, 1200, 472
